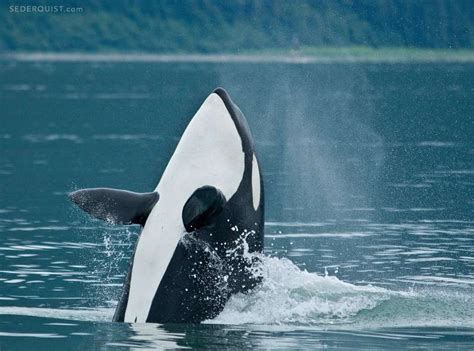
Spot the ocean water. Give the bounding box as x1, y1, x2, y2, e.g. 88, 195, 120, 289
0, 57, 473, 349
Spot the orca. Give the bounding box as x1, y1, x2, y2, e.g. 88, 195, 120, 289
69, 88, 264, 323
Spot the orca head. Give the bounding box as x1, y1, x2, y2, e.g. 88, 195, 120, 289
212, 88, 255, 156
213, 88, 263, 214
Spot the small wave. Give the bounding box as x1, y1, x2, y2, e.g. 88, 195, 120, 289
266, 221, 333, 228
0, 332, 65, 339
396, 275, 474, 286
22, 134, 82, 143
0, 307, 113, 322
92, 134, 163, 141
7, 226, 70, 232
417, 141, 457, 147
2, 84, 30, 91
3, 52, 474, 64
266, 232, 371, 238
92, 93, 152, 100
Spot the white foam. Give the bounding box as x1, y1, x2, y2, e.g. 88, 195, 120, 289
207, 255, 391, 326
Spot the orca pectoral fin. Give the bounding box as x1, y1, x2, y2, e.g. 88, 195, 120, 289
69, 188, 159, 226
182, 186, 226, 232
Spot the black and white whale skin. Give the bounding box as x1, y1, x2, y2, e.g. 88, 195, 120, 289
69, 88, 264, 323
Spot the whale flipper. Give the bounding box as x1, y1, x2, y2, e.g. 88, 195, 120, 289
182, 186, 226, 232
69, 188, 159, 226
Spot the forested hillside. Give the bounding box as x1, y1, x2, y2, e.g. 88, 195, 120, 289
1, 0, 473, 52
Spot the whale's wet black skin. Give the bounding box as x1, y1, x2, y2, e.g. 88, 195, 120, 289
69, 88, 264, 323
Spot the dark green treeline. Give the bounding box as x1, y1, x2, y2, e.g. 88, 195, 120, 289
1, 0, 473, 52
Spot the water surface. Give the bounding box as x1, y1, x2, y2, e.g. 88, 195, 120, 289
0, 58, 473, 349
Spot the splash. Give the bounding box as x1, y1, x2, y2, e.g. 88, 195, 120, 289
207, 254, 393, 326
88, 226, 138, 307
206, 252, 474, 328
76, 221, 473, 328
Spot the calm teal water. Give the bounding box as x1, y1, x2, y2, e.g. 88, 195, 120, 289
0, 58, 473, 349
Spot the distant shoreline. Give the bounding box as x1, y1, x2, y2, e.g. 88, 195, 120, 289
1, 47, 474, 63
